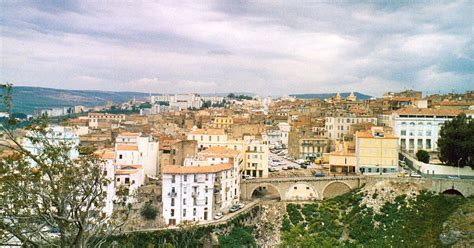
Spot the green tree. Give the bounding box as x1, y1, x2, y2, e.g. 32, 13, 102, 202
227, 93, 235, 99
140, 203, 158, 220
138, 102, 152, 109
438, 114, 474, 169
416, 150, 430, 163
0, 83, 130, 247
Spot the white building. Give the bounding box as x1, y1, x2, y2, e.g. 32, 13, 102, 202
23, 125, 80, 162
88, 113, 126, 129
115, 132, 159, 177
325, 115, 378, 140
161, 146, 242, 225
278, 122, 291, 147
95, 149, 117, 216
151, 94, 203, 110
392, 108, 461, 153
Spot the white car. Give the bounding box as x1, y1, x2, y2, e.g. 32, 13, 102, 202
410, 173, 422, 178
214, 212, 223, 220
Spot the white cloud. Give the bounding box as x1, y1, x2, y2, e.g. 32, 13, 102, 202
0, 0, 472, 96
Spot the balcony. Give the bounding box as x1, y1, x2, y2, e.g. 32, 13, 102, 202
168, 191, 177, 198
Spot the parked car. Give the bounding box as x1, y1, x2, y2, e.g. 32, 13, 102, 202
296, 159, 305, 164
214, 212, 224, 220
314, 173, 326, 177
448, 175, 461, 179
397, 172, 407, 177
237, 202, 245, 209
410, 172, 422, 178
244, 175, 255, 180
300, 163, 308, 169
282, 166, 289, 170
229, 205, 240, 212
269, 167, 278, 172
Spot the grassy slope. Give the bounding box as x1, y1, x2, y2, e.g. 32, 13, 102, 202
280, 191, 467, 247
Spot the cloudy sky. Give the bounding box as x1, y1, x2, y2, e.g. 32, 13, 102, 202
1, 1, 472, 96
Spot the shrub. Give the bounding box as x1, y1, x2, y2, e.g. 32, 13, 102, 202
140, 203, 158, 220
416, 150, 430, 163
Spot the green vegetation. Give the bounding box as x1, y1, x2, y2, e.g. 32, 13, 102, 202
96, 205, 260, 247
438, 113, 474, 169
227, 93, 253, 100
140, 203, 158, 220
280, 190, 467, 247
218, 226, 256, 248
416, 149, 430, 163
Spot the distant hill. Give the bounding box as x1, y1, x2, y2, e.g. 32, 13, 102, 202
6, 86, 149, 114
290, 92, 372, 100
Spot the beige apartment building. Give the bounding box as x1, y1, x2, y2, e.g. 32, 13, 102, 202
355, 127, 399, 175
187, 128, 269, 178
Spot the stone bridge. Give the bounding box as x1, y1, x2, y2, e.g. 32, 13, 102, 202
241, 176, 474, 201
240, 176, 365, 201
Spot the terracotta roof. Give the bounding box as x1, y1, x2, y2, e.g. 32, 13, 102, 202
162, 163, 233, 174
395, 107, 462, 117
199, 146, 240, 157
436, 101, 473, 106
116, 144, 138, 151
118, 164, 143, 170
356, 130, 397, 139
118, 132, 141, 137
88, 113, 125, 117
116, 169, 139, 175
95, 149, 115, 159
189, 129, 225, 135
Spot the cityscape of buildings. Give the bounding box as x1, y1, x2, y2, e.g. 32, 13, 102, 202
10, 89, 473, 228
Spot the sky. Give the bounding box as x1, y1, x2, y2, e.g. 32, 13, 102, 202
0, 0, 472, 97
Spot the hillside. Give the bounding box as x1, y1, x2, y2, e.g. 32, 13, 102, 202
290, 92, 372, 100
5, 86, 149, 114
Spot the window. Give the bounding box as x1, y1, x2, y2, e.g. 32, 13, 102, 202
183, 198, 186, 205
171, 209, 175, 217
183, 187, 187, 194
294, 186, 297, 190
193, 208, 196, 216
184, 175, 187, 182
125, 178, 130, 184
171, 198, 175, 206
401, 130, 406, 136
205, 197, 208, 204
119, 154, 123, 159
183, 209, 186, 217
426, 130, 431, 136
205, 186, 208, 193
171, 175, 175, 183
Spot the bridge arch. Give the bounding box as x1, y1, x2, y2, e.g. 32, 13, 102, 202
249, 183, 282, 200
285, 183, 319, 201
442, 189, 464, 197
322, 181, 352, 199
